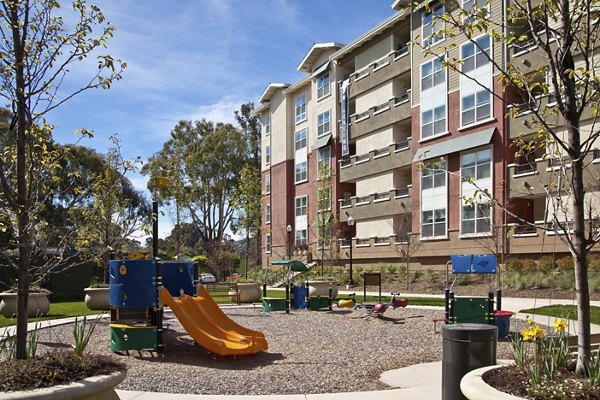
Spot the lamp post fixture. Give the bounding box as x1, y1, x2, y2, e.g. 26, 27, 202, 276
286, 224, 293, 260
347, 216, 355, 286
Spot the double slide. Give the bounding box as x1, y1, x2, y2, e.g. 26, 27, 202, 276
159, 286, 268, 356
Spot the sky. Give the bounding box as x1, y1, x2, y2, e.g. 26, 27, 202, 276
47, 0, 397, 239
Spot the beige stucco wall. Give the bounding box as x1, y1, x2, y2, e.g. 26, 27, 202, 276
356, 217, 394, 238
355, 35, 393, 71
355, 81, 394, 114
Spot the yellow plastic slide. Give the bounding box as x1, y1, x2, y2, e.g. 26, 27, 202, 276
159, 287, 268, 356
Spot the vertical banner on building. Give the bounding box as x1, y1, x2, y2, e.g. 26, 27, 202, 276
341, 79, 350, 157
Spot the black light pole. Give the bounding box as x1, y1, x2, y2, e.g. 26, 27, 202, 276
347, 216, 355, 286
286, 224, 292, 260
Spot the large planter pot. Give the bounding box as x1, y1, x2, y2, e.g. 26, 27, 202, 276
84, 287, 110, 311
0, 292, 50, 318
307, 280, 339, 298
0, 370, 126, 400
461, 365, 524, 400
229, 282, 261, 303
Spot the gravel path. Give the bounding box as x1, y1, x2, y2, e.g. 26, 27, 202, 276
35, 306, 517, 396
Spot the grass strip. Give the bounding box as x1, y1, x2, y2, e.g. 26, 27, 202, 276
519, 304, 600, 325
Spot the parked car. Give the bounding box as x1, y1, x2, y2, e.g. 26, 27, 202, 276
199, 273, 216, 284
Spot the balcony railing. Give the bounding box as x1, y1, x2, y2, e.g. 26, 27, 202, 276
395, 139, 410, 151
356, 110, 370, 121
373, 147, 390, 158
394, 92, 410, 105
374, 101, 390, 114
355, 154, 369, 163
394, 187, 410, 197
340, 158, 352, 168
374, 192, 391, 201
374, 236, 390, 244
512, 224, 537, 236
513, 162, 537, 175
394, 45, 409, 58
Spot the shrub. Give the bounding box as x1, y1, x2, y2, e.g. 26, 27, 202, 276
556, 257, 574, 272
424, 269, 437, 284
555, 272, 575, 290
588, 254, 600, 271
505, 258, 537, 273
537, 255, 557, 272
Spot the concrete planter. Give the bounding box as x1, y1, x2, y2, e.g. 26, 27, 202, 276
0, 292, 50, 318
461, 365, 524, 400
84, 287, 110, 311
229, 282, 261, 303
0, 370, 126, 400
307, 280, 339, 298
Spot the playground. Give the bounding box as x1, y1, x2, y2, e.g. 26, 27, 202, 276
32, 305, 520, 395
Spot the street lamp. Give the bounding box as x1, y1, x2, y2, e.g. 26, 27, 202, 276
286, 224, 293, 260
347, 216, 355, 286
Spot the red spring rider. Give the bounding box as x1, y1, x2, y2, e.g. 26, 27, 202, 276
372, 292, 408, 315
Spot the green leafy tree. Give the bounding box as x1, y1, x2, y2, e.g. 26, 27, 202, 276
313, 162, 340, 277
145, 119, 247, 270
0, 0, 125, 359
415, 0, 600, 372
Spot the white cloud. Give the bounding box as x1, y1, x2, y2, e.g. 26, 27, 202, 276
189, 96, 246, 125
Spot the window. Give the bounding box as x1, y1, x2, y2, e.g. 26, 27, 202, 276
461, 147, 492, 235
295, 196, 308, 245
317, 146, 331, 178
264, 114, 271, 135
265, 174, 271, 194
317, 187, 332, 211
265, 234, 271, 253
295, 93, 307, 123
463, 0, 489, 21
265, 145, 271, 165
422, 209, 447, 238
421, 57, 446, 139
461, 204, 491, 234
317, 110, 330, 136
422, 4, 445, 47
317, 74, 330, 99
460, 35, 492, 126
265, 204, 271, 224
421, 158, 447, 238
295, 128, 307, 182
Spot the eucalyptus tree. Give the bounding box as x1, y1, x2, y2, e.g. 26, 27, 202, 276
415, 0, 600, 372
145, 119, 247, 273
0, 0, 125, 358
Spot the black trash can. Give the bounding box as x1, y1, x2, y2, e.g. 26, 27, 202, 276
441, 323, 497, 400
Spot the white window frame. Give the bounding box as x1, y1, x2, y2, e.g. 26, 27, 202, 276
295, 128, 307, 183
420, 57, 447, 140
420, 158, 447, 239
295, 196, 308, 246
265, 174, 271, 194
462, 0, 489, 21
317, 187, 332, 212
265, 233, 271, 253
460, 146, 493, 236
265, 145, 271, 165
317, 110, 331, 137
264, 114, 271, 135
295, 93, 307, 123
422, 4, 445, 48
460, 34, 493, 128
265, 204, 271, 224
317, 73, 330, 99
317, 146, 331, 179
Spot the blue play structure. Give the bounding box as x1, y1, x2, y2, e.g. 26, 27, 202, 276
440, 254, 512, 338
108, 258, 197, 354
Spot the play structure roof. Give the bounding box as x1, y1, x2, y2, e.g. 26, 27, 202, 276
271, 260, 309, 272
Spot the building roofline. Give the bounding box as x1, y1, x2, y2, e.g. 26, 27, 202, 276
330, 9, 408, 62
258, 83, 289, 104
282, 75, 311, 95
297, 42, 344, 73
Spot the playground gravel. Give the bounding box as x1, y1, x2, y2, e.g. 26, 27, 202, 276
35, 306, 517, 396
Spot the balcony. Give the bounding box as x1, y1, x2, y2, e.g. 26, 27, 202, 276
508, 151, 600, 198
348, 94, 411, 139
346, 47, 411, 99
339, 140, 412, 182
338, 186, 412, 222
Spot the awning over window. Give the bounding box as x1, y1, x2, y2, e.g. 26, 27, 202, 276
412, 127, 495, 163
311, 61, 330, 78
311, 133, 332, 150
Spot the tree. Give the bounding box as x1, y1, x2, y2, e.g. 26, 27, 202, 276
144, 119, 247, 264
313, 162, 340, 277
0, 0, 125, 359
417, 0, 600, 372
234, 103, 262, 272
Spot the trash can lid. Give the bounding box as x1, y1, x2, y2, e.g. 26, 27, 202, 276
442, 323, 498, 341
494, 310, 514, 317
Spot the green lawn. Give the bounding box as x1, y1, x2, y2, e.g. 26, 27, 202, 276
0, 302, 105, 328
519, 305, 600, 325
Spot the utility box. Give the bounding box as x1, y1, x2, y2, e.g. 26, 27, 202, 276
442, 323, 497, 400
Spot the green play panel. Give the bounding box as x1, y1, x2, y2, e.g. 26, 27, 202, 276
308, 297, 329, 310
451, 297, 491, 324
110, 324, 158, 351
262, 297, 286, 312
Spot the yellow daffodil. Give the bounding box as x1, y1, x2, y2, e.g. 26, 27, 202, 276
553, 318, 567, 333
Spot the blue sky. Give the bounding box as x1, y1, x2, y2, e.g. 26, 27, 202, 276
47, 0, 396, 238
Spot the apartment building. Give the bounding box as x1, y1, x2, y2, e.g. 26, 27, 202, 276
257, 1, 598, 271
